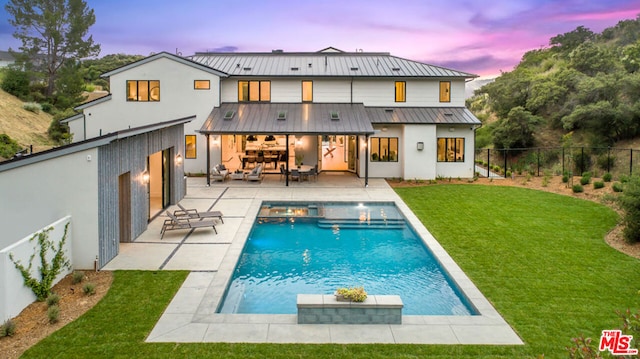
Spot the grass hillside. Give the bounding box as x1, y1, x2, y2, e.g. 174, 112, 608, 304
0, 88, 55, 154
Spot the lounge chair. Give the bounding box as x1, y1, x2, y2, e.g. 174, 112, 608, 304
246, 164, 264, 182
210, 164, 229, 182
175, 203, 224, 223
160, 211, 217, 239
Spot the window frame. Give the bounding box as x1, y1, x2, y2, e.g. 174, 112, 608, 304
370, 137, 399, 162
185, 135, 197, 159
238, 80, 271, 102
126, 80, 160, 102
439, 81, 451, 103
395, 81, 406, 102
302, 80, 313, 103
437, 137, 465, 162
194, 80, 210, 90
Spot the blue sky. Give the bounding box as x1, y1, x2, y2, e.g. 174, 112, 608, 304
1, 0, 639, 76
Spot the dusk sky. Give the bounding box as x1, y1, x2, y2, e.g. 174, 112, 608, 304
1, 0, 639, 77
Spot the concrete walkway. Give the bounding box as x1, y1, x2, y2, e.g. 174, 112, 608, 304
103, 173, 523, 345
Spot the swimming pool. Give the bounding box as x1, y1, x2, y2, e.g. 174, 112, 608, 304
217, 201, 477, 315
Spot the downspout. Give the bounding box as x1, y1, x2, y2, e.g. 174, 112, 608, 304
350, 77, 353, 104
206, 133, 211, 186
83, 113, 87, 141
364, 134, 369, 187
285, 134, 289, 186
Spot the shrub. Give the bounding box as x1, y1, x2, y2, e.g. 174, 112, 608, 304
0, 133, 22, 159
613, 182, 624, 192
72, 270, 85, 284
22, 102, 42, 113
593, 181, 605, 189
48, 305, 60, 324
506, 170, 512, 178
573, 151, 592, 174
572, 184, 584, 193
562, 174, 569, 183
580, 176, 591, 185
619, 176, 640, 243
603, 172, 613, 182
40, 102, 53, 113
0, 319, 16, 337
335, 286, 367, 302
0, 67, 29, 99
83, 282, 96, 296
46, 293, 60, 306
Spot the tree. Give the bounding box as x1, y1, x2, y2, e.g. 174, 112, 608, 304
5, 0, 100, 97
550, 25, 595, 53
54, 60, 86, 109
492, 106, 540, 150
0, 66, 30, 99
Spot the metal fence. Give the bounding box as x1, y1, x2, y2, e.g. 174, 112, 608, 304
475, 147, 640, 180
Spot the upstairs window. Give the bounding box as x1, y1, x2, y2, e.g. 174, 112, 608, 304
302, 81, 313, 102
194, 80, 210, 90
395, 81, 406, 102
127, 80, 160, 101
439, 81, 451, 102
238, 80, 270, 102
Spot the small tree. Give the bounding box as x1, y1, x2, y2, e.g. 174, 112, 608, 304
619, 176, 640, 243
9, 223, 71, 301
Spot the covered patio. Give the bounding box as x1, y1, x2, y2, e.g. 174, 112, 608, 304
199, 102, 375, 186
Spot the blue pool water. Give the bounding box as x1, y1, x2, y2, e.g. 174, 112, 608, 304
218, 202, 476, 315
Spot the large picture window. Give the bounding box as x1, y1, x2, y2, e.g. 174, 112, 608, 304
395, 81, 406, 102
127, 80, 160, 101
238, 80, 270, 102
185, 135, 196, 159
370, 137, 398, 162
439, 81, 451, 102
437, 137, 464, 162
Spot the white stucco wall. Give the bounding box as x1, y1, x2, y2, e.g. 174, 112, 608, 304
403, 124, 437, 180
0, 148, 100, 269
366, 126, 403, 178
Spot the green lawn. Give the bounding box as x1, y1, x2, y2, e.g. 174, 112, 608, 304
22, 185, 640, 358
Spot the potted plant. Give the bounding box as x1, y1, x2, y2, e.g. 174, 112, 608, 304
295, 153, 304, 168
334, 286, 367, 302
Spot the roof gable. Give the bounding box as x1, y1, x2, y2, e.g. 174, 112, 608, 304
101, 52, 228, 78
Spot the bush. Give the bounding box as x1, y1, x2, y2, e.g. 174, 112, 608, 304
573, 151, 592, 174
580, 176, 591, 185
46, 293, 60, 306
0, 319, 16, 337
593, 181, 605, 189
572, 184, 584, 193
603, 172, 613, 182
83, 282, 96, 296
619, 176, 640, 243
22, 102, 42, 113
0, 133, 22, 159
72, 270, 85, 284
613, 182, 624, 192
0, 67, 29, 99
335, 286, 367, 302
48, 305, 60, 324
562, 174, 569, 183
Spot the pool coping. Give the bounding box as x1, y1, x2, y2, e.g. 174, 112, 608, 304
146, 194, 524, 345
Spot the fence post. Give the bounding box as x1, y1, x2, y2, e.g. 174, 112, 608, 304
537, 148, 541, 177
607, 147, 611, 173
562, 147, 565, 175
631, 149, 634, 176
504, 149, 508, 179
581, 147, 584, 175
487, 148, 490, 178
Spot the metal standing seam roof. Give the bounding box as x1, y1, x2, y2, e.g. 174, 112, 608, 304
188, 52, 477, 78
199, 103, 375, 135
366, 107, 482, 125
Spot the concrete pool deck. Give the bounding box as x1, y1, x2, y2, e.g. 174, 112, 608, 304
103, 173, 523, 345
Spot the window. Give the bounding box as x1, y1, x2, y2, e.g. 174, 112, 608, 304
194, 80, 210, 90
126, 80, 160, 101
185, 135, 196, 159
370, 137, 398, 162
439, 81, 451, 102
437, 138, 464, 162
395, 81, 406, 102
302, 81, 313, 102
238, 80, 270, 102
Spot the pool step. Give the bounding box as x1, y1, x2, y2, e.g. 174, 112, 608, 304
317, 218, 405, 229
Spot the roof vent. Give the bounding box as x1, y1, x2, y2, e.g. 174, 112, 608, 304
308, 63, 312, 68
384, 108, 394, 113
223, 110, 235, 120
444, 113, 453, 116
243, 67, 252, 71
350, 67, 359, 71
277, 111, 287, 120
272, 49, 284, 53
330, 111, 340, 120
391, 67, 401, 71
291, 67, 299, 71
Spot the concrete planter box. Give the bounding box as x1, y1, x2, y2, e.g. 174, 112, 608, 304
297, 294, 403, 324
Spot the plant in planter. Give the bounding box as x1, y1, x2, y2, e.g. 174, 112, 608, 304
295, 153, 304, 168
335, 286, 367, 302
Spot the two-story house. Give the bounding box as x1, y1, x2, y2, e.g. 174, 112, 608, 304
65, 47, 481, 185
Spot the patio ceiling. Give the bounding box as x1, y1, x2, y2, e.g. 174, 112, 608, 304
199, 103, 375, 135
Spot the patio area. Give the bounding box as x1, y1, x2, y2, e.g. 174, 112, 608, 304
102, 173, 522, 345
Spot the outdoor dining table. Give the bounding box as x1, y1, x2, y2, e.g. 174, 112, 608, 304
290, 165, 313, 182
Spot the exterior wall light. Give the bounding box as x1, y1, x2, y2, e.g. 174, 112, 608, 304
142, 170, 150, 184
176, 154, 183, 165
417, 142, 424, 151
